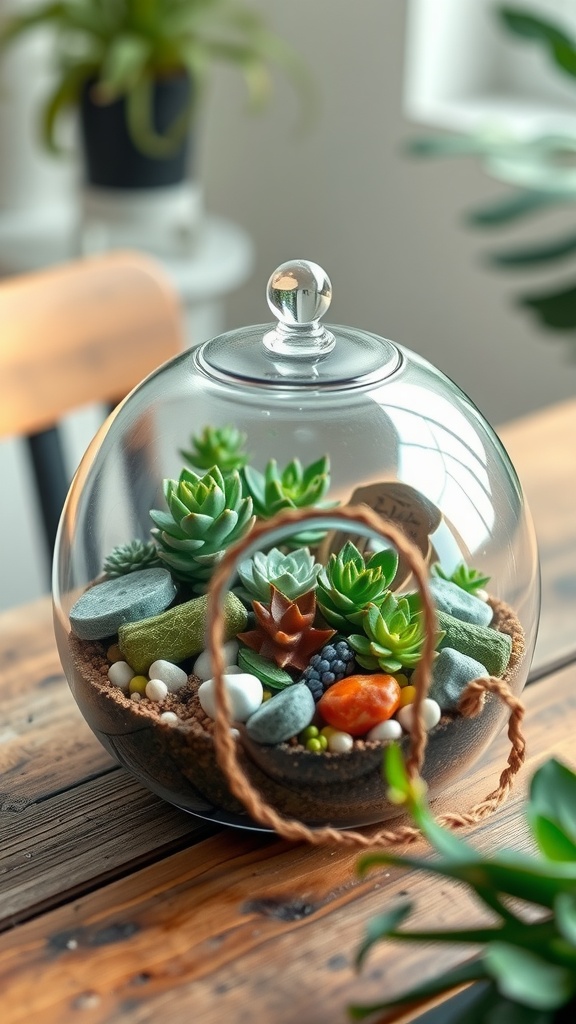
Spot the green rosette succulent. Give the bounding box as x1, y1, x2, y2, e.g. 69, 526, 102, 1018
236, 546, 321, 603
349, 593, 438, 673
432, 561, 490, 595
242, 455, 335, 546
181, 425, 249, 474
150, 466, 255, 591
103, 539, 161, 577
316, 541, 399, 631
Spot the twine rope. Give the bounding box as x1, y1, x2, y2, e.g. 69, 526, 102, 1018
206, 504, 526, 847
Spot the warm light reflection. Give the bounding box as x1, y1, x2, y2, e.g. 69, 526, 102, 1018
371, 383, 494, 559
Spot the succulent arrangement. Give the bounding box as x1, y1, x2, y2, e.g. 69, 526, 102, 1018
351, 746, 576, 1024
67, 421, 519, 818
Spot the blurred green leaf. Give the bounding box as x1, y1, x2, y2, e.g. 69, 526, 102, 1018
530, 759, 576, 849
519, 283, 576, 330
498, 7, 576, 79
487, 232, 576, 267
355, 903, 412, 968
485, 942, 576, 1009
467, 191, 562, 227
349, 958, 488, 1019
530, 816, 576, 863
555, 892, 576, 945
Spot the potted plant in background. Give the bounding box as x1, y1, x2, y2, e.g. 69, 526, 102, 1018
0, 0, 309, 192
350, 746, 576, 1023
408, 4, 576, 354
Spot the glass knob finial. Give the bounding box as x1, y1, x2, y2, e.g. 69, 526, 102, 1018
263, 260, 335, 359
267, 260, 332, 325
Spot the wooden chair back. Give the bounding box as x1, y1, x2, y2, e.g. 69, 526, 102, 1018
0, 251, 185, 569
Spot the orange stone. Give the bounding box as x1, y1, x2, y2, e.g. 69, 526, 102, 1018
317, 674, 401, 737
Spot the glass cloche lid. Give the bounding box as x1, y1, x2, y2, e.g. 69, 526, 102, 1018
53, 259, 540, 831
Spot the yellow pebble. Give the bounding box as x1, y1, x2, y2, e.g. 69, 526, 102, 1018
393, 673, 410, 688
107, 643, 123, 664
129, 675, 148, 695
262, 690, 273, 702
320, 725, 338, 739
399, 685, 417, 707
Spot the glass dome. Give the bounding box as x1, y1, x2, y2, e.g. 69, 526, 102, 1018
53, 259, 540, 829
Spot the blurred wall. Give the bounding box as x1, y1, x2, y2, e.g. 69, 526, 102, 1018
200, 0, 576, 426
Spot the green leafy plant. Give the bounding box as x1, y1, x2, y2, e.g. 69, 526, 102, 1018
349, 593, 438, 673
351, 746, 576, 1022
0, 0, 310, 156
409, 4, 576, 345
432, 561, 490, 595
316, 541, 399, 632
236, 545, 321, 604
103, 537, 161, 576
181, 424, 249, 474
150, 465, 254, 591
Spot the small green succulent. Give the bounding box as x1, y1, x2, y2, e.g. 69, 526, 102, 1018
236, 546, 321, 604
102, 538, 161, 577
432, 561, 490, 595
351, 747, 576, 1023
150, 466, 255, 591
181, 425, 249, 474
349, 593, 437, 673
242, 455, 335, 547
316, 541, 399, 632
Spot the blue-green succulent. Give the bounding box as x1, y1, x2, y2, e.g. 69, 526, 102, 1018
236, 546, 321, 603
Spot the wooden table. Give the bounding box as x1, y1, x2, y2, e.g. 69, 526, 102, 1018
1, 399, 576, 1024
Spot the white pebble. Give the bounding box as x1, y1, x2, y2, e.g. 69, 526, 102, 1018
160, 711, 179, 725
396, 699, 441, 733
198, 673, 263, 723
130, 692, 141, 703
145, 678, 168, 702
193, 640, 239, 681
108, 661, 135, 690
475, 588, 489, 603
367, 719, 403, 742
148, 659, 187, 692
327, 731, 354, 754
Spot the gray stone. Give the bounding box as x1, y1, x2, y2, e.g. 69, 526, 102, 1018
429, 648, 489, 712
430, 579, 493, 627
70, 568, 177, 640
246, 683, 315, 745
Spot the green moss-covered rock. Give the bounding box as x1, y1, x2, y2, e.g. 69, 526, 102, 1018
118, 592, 247, 674
436, 611, 512, 677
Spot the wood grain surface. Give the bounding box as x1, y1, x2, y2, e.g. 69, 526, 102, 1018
1, 660, 575, 1024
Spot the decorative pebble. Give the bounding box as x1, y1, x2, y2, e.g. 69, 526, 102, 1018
129, 675, 148, 695
145, 679, 168, 702
326, 730, 354, 753
392, 673, 410, 688
118, 593, 247, 674
396, 699, 441, 733
429, 648, 489, 712
148, 660, 188, 693
366, 719, 403, 742
70, 568, 177, 641
159, 711, 179, 725
317, 674, 401, 737
246, 683, 315, 745
193, 640, 240, 681
436, 611, 512, 677
398, 685, 417, 708
199, 673, 263, 723
107, 644, 124, 663
430, 579, 493, 627
130, 693, 141, 703
107, 661, 135, 690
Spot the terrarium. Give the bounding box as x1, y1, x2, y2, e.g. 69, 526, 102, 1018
53, 259, 540, 831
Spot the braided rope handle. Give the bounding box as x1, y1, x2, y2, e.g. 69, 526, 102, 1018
205, 504, 526, 847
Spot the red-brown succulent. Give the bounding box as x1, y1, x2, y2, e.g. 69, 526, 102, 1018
238, 585, 335, 671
